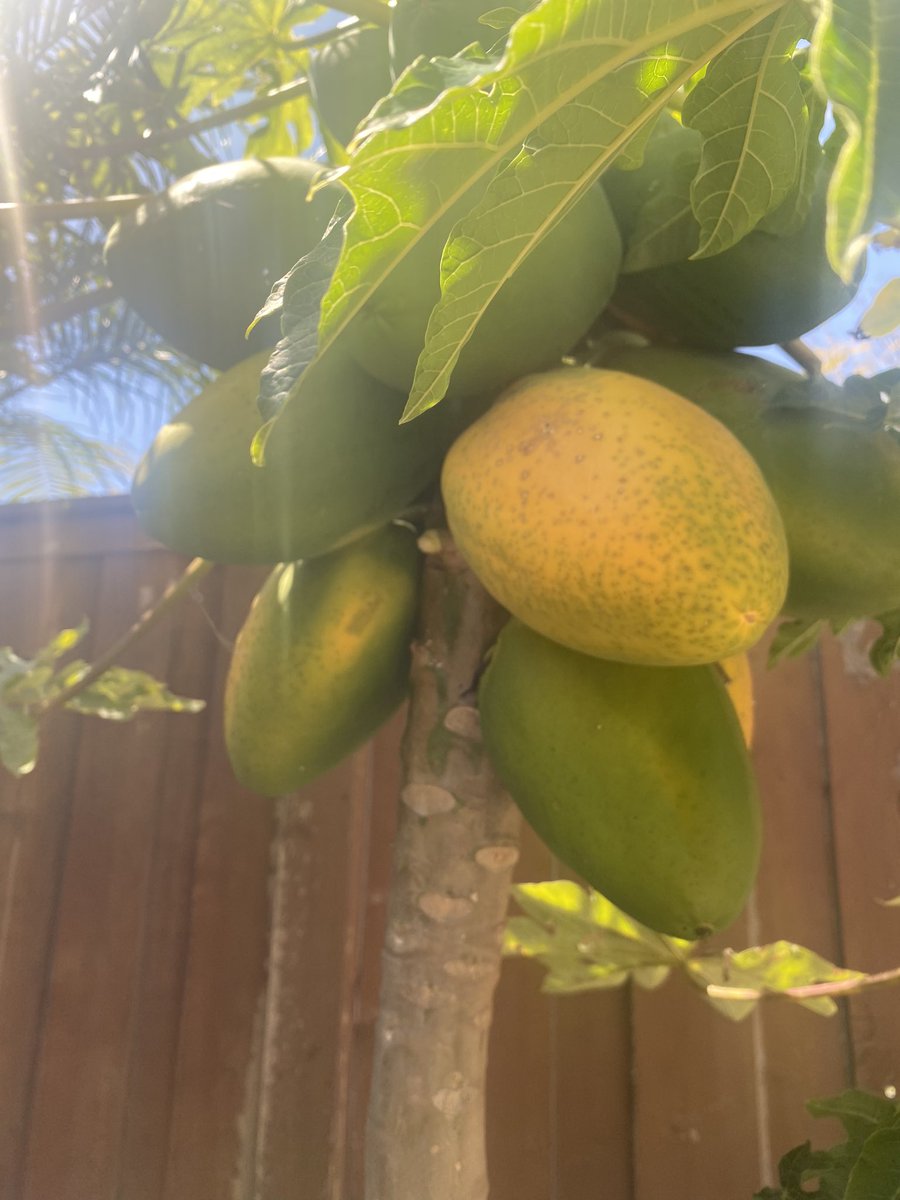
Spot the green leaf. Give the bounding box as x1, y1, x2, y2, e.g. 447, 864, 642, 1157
859, 278, 900, 338
58, 665, 205, 721
34, 622, 89, 666
405, 0, 784, 419
845, 1129, 900, 1199
682, 4, 811, 257
504, 881, 687, 995
810, 0, 900, 281
690, 940, 864, 1019
768, 616, 828, 665
807, 1090, 900, 1145
868, 610, 900, 676
0, 701, 39, 778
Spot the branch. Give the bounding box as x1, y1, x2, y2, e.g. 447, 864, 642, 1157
365, 529, 521, 1200
0, 196, 144, 226
705, 964, 900, 1004
0, 284, 119, 340
780, 338, 822, 377
330, 0, 390, 25
38, 557, 215, 714
78, 77, 310, 162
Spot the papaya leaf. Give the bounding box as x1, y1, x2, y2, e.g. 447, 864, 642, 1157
689, 940, 864, 1019
768, 616, 828, 665
406, 0, 787, 419
682, 3, 811, 257
755, 73, 827, 235
810, 0, 900, 282
858, 278, 900, 339
868, 610, 900, 676
55, 663, 205, 721
296, 0, 786, 426
505, 881, 687, 995
621, 144, 703, 272
844, 1128, 900, 1200
253, 211, 347, 445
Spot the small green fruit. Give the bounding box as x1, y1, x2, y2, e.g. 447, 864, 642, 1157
133, 350, 485, 564
479, 620, 761, 939
224, 524, 419, 795
104, 158, 334, 370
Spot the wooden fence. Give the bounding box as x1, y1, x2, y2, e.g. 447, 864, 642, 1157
0, 494, 898, 1200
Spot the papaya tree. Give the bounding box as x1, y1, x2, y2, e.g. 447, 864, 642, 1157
2, 0, 900, 1197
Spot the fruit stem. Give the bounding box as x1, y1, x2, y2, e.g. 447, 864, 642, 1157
780, 339, 822, 377
364, 532, 521, 1200
37, 557, 215, 714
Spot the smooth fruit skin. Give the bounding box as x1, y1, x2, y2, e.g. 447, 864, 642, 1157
604, 346, 900, 622
442, 367, 788, 665
604, 118, 857, 350
309, 25, 392, 146
345, 184, 622, 399
479, 621, 761, 939
104, 158, 334, 370
132, 350, 486, 564
224, 524, 419, 795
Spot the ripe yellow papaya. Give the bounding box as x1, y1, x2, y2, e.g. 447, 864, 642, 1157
133, 350, 485, 564
604, 117, 857, 349
345, 183, 622, 399
441, 367, 788, 665
479, 620, 761, 939
603, 345, 900, 623
104, 158, 335, 370
224, 524, 419, 795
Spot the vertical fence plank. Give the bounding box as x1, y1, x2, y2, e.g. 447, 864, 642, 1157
161, 566, 276, 1200
819, 630, 900, 1094
116, 564, 226, 1200
750, 644, 852, 1176
0, 553, 100, 1200
20, 554, 193, 1200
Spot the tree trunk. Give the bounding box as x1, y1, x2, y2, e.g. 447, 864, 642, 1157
364, 531, 522, 1200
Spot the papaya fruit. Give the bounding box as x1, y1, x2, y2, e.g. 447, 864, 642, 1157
309, 24, 392, 147
604, 117, 858, 349
479, 620, 761, 939
345, 183, 622, 399
225, 524, 419, 795
104, 158, 335, 370
132, 349, 486, 564
441, 366, 788, 665
603, 345, 900, 623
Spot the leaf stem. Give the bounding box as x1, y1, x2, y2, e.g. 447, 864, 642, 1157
704, 965, 900, 1004
38, 557, 215, 714
0, 197, 144, 226
780, 339, 822, 376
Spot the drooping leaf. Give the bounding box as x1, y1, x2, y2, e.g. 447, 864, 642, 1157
808, 1090, 900, 1145
810, 0, 900, 281
682, 3, 811, 257
868, 610, 900, 676
0, 701, 39, 778
858, 278, 900, 338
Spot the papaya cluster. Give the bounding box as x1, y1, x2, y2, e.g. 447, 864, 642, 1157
109, 5, 899, 942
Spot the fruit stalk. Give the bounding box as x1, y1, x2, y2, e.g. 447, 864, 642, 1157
364, 531, 520, 1200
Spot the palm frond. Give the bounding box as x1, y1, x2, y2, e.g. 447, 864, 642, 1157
0, 404, 133, 500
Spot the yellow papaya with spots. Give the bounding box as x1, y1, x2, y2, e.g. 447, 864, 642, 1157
441, 367, 788, 666
224, 524, 419, 795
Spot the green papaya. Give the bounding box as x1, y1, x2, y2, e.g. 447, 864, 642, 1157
346, 183, 622, 399
603, 345, 900, 622
604, 117, 858, 349
225, 524, 419, 795
309, 24, 392, 147
132, 350, 487, 564
104, 157, 335, 370
479, 620, 761, 940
